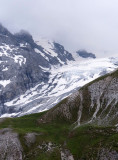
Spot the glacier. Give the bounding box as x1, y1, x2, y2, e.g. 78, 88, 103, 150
2, 56, 118, 117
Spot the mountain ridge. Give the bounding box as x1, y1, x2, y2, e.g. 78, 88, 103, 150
38, 69, 118, 127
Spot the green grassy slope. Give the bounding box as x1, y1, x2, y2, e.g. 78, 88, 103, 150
0, 112, 118, 159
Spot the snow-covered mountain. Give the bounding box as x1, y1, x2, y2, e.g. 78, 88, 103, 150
2, 56, 118, 117
0, 24, 74, 116
0, 24, 118, 117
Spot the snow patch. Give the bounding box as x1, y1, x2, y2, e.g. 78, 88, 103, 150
0, 44, 26, 65
0, 80, 11, 87
36, 38, 58, 57
2, 67, 8, 71
39, 65, 50, 71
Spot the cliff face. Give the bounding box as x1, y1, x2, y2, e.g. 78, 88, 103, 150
39, 70, 118, 127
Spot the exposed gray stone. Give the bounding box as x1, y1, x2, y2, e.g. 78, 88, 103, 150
24, 132, 39, 147
61, 149, 74, 160
0, 128, 23, 160
98, 148, 118, 160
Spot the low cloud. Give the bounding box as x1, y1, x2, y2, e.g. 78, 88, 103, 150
0, 0, 118, 57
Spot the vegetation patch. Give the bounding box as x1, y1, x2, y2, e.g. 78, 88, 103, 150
0, 113, 118, 159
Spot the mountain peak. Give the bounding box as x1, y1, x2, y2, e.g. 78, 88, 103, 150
14, 30, 34, 45
76, 50, 96, 59
0, 23, 12, 36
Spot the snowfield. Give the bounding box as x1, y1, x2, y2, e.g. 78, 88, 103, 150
2, 56, 118, 117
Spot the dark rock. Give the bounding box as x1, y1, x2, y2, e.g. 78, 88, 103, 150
76, 50, 96, 59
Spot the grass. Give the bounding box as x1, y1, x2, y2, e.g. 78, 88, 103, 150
67, 125, 118, 159
0, 112, 118, 160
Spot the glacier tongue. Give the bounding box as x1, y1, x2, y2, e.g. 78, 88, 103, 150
2, 56, 118, 117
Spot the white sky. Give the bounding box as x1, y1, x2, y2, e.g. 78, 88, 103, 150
0, 0, 118, 57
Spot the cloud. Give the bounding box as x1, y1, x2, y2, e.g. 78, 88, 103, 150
0, 0, 118, 57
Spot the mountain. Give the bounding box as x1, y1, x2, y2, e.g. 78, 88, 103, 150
0, 69, 118, 160
0, 24, 74, 116
0, 24, 118, 159
2, 57, 118, 117
76, 50, 96, 59
40, 69, 118, 127
0, 24, 118, 118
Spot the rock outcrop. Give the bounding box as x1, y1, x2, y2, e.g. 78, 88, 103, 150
76, 50, 96, 59
0, 128, 23, 160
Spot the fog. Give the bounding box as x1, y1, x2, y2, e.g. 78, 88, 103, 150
0, 0, 118, 57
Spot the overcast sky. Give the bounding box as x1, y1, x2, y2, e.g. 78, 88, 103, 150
0, 0, 118, 57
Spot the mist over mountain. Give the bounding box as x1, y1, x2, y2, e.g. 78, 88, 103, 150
1, 0, 118, 57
